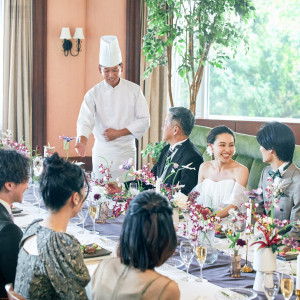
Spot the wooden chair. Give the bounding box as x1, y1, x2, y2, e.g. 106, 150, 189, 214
4, 284, 25, 300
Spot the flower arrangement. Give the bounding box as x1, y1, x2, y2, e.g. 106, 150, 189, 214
226, 230, 247, 256
0, 130, 30, 157
186, 191, 221, 242
245, 187, 299, 253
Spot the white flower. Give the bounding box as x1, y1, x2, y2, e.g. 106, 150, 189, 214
33, 156, 43, 177
206, 146, 213, 157
182, 162, 195, 170
74, 162, 85, 166
173, 192, 188, 209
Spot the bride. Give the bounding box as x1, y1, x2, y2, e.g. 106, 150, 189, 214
194, 126, 249, 218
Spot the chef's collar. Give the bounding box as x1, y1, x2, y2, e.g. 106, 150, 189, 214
103, 78, 122, 89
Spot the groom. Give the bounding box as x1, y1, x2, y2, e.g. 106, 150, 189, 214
256, 122, 300, 240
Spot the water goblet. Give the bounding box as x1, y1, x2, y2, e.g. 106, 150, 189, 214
77, 201, 89, 234
181, 208, 190, 237
129, 182, 139, 196
263, 271, 280, 300
33, 182, 42, 213
180, 241, 194, 281
88, 200, 99, 234
281, 273, 294, 300
195, 245, 207, 282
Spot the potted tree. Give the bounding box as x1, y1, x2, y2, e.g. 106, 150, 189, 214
143, 0, 255, 114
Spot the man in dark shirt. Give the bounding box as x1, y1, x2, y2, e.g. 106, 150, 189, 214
0, 149, 29, 297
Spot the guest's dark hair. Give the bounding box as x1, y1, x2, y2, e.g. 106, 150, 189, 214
118, 191, 177, 271
256, 122, 295, 162
206, 125, 235, 144
39, 153, 89, 212
169, 106, 195, 136
0, 149, 30, 190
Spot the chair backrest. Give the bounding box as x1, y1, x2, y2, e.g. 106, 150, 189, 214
190, 125, 300, 190
5, 284, 25, 300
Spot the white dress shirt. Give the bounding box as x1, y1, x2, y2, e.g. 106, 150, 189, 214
0, 199, 12, 215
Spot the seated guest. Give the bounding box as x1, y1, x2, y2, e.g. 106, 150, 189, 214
194, 126, 249, 218
107, 106, 203, 195
256, 122, 300, 239
14, 153, 90, 299
0, 149, 29, 298
92, 191, 180, 300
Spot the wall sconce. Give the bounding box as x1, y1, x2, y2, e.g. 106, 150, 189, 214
59, 27, 85, 56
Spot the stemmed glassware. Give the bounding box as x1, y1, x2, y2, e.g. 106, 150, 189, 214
181, 208, 190, 238
88, 200, 99, 234
195, 244, 207, 282
33, 182, 42, 213
77, 201, 89, 234
281, 274, 294, 300
180, 241, 194, 281
263, 271, 280, 300
129, 182, 139, 196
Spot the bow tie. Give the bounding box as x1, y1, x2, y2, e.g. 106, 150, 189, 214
268, 169, 282, 179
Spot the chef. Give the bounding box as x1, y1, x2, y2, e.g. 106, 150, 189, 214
75, 35, 150, 181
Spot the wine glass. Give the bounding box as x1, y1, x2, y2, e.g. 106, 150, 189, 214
181, 208, 190, 237
195, 245, 207, 282
77, 201, 89, 234
129, 182, 139, 196
88, 200, 99, 234
263, 271, 280, 300
33, 182, 42, 213
180, 241, 194, 281
281, 274, 294, 300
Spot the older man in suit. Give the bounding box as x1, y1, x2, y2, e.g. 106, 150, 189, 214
0, 149, 29, 298
107, 107, 203, 195
256, 122, 300, 240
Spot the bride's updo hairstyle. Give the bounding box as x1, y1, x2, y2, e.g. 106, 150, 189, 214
206, 125, 236, 145
39, 153, 89, 212
119, 191, 177, 271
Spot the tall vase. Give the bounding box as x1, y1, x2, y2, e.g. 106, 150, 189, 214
253, 246, 277, 292
198, 230, 218, 264
172, 207, 180, 229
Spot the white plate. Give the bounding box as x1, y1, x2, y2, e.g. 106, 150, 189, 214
216, 287, 257, 300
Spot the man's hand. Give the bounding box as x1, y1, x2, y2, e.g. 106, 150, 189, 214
75, 136, 88, 157
105, 182, 122, 194
103, 128, 131, 142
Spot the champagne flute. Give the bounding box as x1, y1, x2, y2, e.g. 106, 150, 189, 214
77, 201, 88, 234
263, 271, 280, 300
195, 245, 207, 282
180, 241, 194, 281
281, 274, 294, 300
88, 200, 99, 234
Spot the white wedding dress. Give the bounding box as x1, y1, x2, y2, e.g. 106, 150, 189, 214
193, 178, 247, 212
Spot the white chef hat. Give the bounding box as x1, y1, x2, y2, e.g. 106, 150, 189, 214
99, 35, 122, 67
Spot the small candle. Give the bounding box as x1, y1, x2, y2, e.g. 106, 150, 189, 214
296, 254, 300, 290
246, 202, 252, 227
156, 177, 161, 194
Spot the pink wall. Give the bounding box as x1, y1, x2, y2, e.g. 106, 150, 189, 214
47, 0, 126, 157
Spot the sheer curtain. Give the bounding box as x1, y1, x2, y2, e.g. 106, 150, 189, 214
138, 0, 169, 168
0, 0, 3, 134
2, 0, 33, 145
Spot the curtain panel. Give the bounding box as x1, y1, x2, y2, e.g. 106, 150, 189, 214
138, 0, 168, 168
3, 0, 32, 145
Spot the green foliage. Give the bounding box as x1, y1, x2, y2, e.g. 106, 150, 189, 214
143, 0, 255, 113
209, 0, 300, 119
141, 140, 167, 161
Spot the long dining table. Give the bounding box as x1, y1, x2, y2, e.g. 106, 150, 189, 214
13, 188, 297, 300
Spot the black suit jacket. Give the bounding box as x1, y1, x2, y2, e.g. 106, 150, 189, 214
0, 203, 23, 298
152, 139, 203, 195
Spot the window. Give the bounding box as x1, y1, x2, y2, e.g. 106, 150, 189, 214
172, 0, 300, 121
